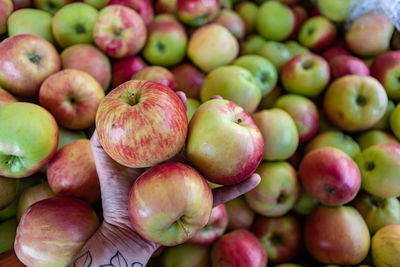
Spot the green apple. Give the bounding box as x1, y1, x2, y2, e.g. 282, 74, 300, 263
259, 85, 285, 109
52, 3, 98, 48
253, 108, 298, 160
187, 98, 201, 122
162, 243, 211, 267
233, 55, 278, 97
58, 128, 87, 150
357, 130, 398, 151
235, 1, 258, 34
317, 0, 358, 22
293, 189, 318, 216
372, 224, 400, 267
0, 0, 13, 35
256, 1, 295, 41
34, 0, 73, 14
257, 41, 292, 72
0, 177, 19, 210
0, 219, 17, 254
284, 41, 310, 56
0, 198, 17, 221
390, 102, 400, 139
373, 100, 395, 131
83, 0, 108, 9
200, 66, 261, 114
240, 35, 267, 55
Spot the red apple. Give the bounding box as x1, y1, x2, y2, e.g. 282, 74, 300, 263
289, 5, 308, 40
0, 249, 25, 267
322, 46, 350, 62
106, 0, 154, 25
111, 55, 147, 88
225, 196, 255, 230
371, 51, 400, 101
0, 88, 16, 107
177, 0, 219, 27
132, 66, 178, 91
155, 0, 176, 15
214, 9, 246, 40
329, 55, 370, 80
171, 64, 204, 100
299, 16, 337, 51
0, 0, 12, 35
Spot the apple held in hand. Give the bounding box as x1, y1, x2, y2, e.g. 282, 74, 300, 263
0, 177, 19, 210
162, 243, 211, 267
371, 223, 400, 267
177, 0, 219, 27
186, 99, 263, 185
132, 66, 178, 91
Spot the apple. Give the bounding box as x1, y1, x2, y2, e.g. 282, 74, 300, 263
299, 16, 336, 51
177, 0, 219, 27
329, 55, 370, 80
355, 143, 400, 198
142, 20, 187, 67
322, 47, 350, 62
281, 53, 330, 97
0, 34, 60, 98
52, 3, 98, 48
39, 69, 105, 130
225, 196, 255, 230
84, 0, 108, 9
155, 0, 176, 15
293, 190, 318, 216
371, 223, 400, 267
274, 94, 319, 143
162, 243, 211, 267
346, 12, 394, 57
253, 108, 298, 161
171, 64, 204, 99
0, 177, 19, 210
289, 5, 308, 40
0, 199, 17, 222
211, 230, 267, 267
0, 0, 13, 34
15, 197, 100, 267
58, 128, 87, 150
200, 66, 261, 113
60, 44, 111, 90
111, 55, 146, 88
256, 1, 295, 41
372, 100, 395, 131
0, 219, 17, 254
0, 88, 16, 107
240, 34, 267, 55
356, 130, 398, 151
252, 214, 302, 264
186, 98, 200, 122
34, 0, 73, 14
284, 41, 309, 56
214, 9, 245, 40
257, 41, 292, 72
96, 80, 187, 168
305, 131, 361, 158
317, 0, 357, 22
132, 66, 178, 91
233, 55, 278, 97
323, 75, 388, 131
235, 1, 257, 34
0, 249, 25, 267
7, 8, 54, 43
259, 85, 285, 109
106, 0, 154, 25
186, 99, 263, 185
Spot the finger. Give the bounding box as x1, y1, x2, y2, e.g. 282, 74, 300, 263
176, 91, 188, 111
210, 95, 223, 100
212, 174, 261, 207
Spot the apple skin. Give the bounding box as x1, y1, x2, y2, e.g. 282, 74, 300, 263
188, 204, 228, 245
0, 34, 60, 98
94, 5, 147, 59
240, 34, 267, 55
253, 108, 298, 161
186, 98, 200, 122
106, 0, 154, 25
259, 85, 285, 109
257, 41, 292, 73
15, 197, 99, 267
111, 55, 146, 88
245, 161, 299, 217
0, 219, 17, 254
355, 143, 400, 198
186, 99, 263, 185
252, 214, 302, 264
162, 243, 211, 267
177, 0, 219, 27
373, 100, 395, 131
132, 66, 178, 91
299, 16, 337, 52
0, 0, 13, 34
84, 0, 108, 9
284, 41, 309, 57
155, 0, 176, 15
293, 190, 318, 216
329, 55, 370, 80
212, 230, 267, 267
225, 196, 255, 230
39, 69, 105, 130
300, 147, 361, 206
214, 9, 246, 40
34, 0, 73, 14
371, 51, 400, 101
129, 162, 212, 246
171, 64, 204, 100
356, 130, 398, 151
281, 53, 330, 97
0, 88, 16, 107
61, 44, 111, 90
274, 94, 319, 144
389, 103, 400, 140
322, 47, 350, 62
371, 223, 400, 267
289, 5, 308, 40
0, 249, 25, 267
323, 75, 388, 132
346, 12, 394, 57
317, 0, 357, 22
235, 1, 257, 34
188, 24, 239, 73
0, 177, 19, 210
96, 80, 187, 168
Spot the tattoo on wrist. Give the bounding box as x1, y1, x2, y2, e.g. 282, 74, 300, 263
73, 251, 143, 267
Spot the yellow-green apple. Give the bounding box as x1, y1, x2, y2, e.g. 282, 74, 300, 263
94, 5, 147, 59
355, 143, 400, 198
200, 66, 261, 113
211, 230, 267, 267
7, 9, 54, 43
142, 20, 187, 67
0, 177, 19, 210
0, 219, 17, 254
52, 3, 98, 48
188, 23, 239, 73
155, 0, 176, 15
390, 103, 400, 139
0, 34, 60, 98
257, 41, 292, 72
373, 100, 395, 131
329, 55, 370, 80
186, 98, 200, 122
60, 44, 111, 90
284, 41, 310, 56
235, 1, 257, 34
58, 128, 87, 150
299, 147, 361, 206
214, 9, 245, 40
317, 0, 357, 22
240, 34, 267, 55
128, 162, 212, 246
16, 181, 56, 221
34, 0, 73, 14
186, 99, 263, 185
188, 204, 228, 245
39, 69, 105, 130
253, 108, 298, 160
299, 16, 337, 51
245, 161, 299, 216
322, 46, 350, 62
47, 140, 100, 204
162, 243, 211, 267
111, 55, 146, 88
0, 249, 25, 267
256, 1, 294, 41
293, 190, 318, 216
252, 214, 302, 264
177, 0, 219, 27
0, 88, 16, 107
106, 0, 153, 25
305, 131, 361, 158
281, 53, 330, 97
132, 66, 178, 91
371, 51, 400, 101
0, 0, 13, 34
259, 85, 285, 109
345, 12, 394, 57
323, 75, 388, 131
233, 55, 278, 97
96, 80, 187, 168
371, 223, 400, 267
356, 130, 398, 151
274, 94, 319, 143
84, 0, 108, 10
15, 197, 99, 267
0, 199, 17, 222
0, 103, 59, 178
225, 196, 255, 230
171, 64, 204, 99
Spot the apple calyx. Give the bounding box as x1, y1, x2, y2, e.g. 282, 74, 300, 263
324, 186, 336, 195
368, 196, 383, 209
27, 53, 41, 65
356, 95, 368, 106
270, 233, 283, 246
277, 192, 287, 204
364, 161, 375, 171
301, 60, 313, 70
75, 24, 86, 34
157, 42, 166, 53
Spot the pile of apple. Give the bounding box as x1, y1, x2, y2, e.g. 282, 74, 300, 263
1, 0, 400, 265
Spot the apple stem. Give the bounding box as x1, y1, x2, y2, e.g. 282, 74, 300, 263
7, 155, 15, 166
177, 219, 190, 237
